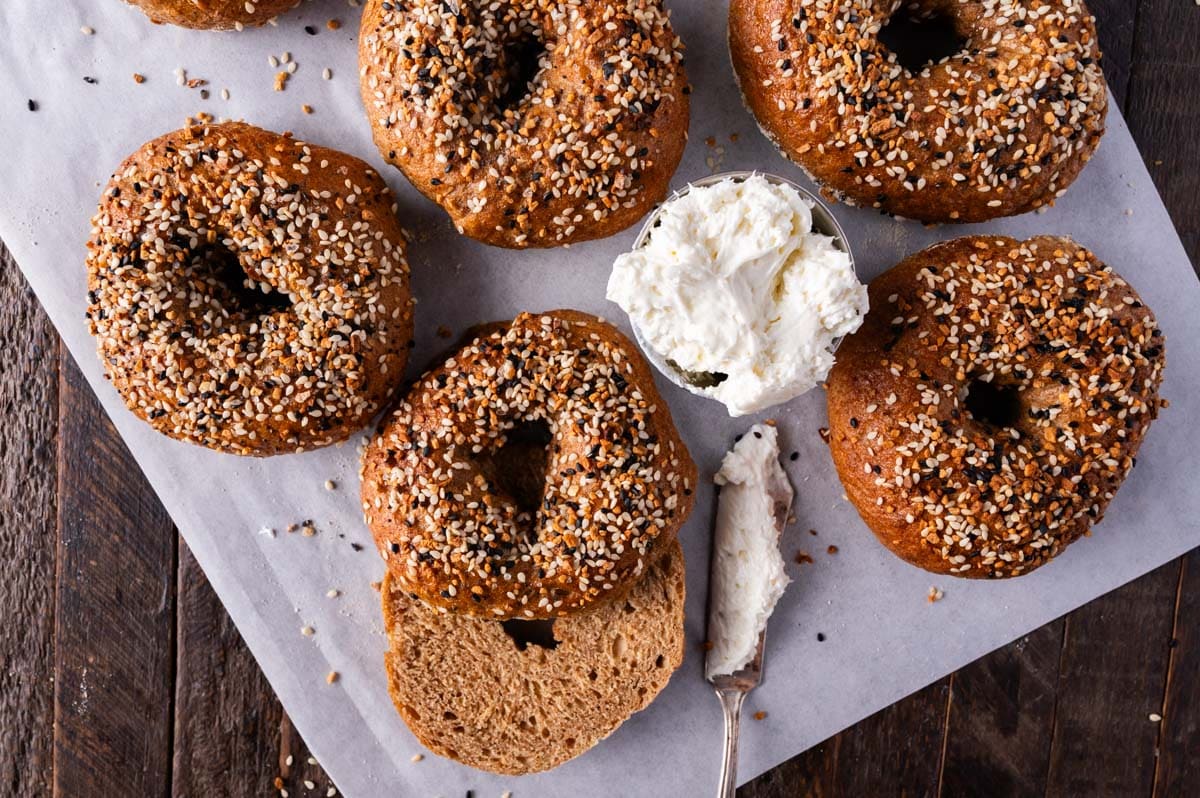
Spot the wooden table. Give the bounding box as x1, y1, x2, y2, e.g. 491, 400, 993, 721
2, 2, 1197, 795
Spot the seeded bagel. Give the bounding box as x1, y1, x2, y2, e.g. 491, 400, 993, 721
729, 0, 1107, 222
361, 310, 697, 619
358, 0, 690, 247
86, 122, 414, 456
826, 236, 1165, 577
382, 537, 686, 775
123, 0, 301, 29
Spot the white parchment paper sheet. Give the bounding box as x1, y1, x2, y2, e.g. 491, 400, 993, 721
2, 2, 1198, 796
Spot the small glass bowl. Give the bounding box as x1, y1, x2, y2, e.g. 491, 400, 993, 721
624, 170, 856, 397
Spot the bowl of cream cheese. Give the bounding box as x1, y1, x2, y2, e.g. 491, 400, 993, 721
607, 171, 867, 416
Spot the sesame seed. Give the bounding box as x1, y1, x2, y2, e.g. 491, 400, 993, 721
359, 0, 687, 246
832, 236, 1164, 577
363, 312, 693, 619
735, 0, 1106, 221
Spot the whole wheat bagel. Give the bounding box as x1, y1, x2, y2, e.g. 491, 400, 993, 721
86, 122, 414, 456
826, 235, 1165, 577
358, 0, 690, 247
361, 310, 697, 619
729, 0, 1107, 222
382, 538, 686, 775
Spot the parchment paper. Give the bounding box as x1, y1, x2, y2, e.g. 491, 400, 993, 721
2, 2, 1198, 796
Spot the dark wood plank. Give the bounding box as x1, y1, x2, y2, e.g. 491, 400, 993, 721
1044, 561, 1180, 797
172, 542, 283, 796
740, 736, 839, 798
939, 621, 1064, 797
1086, 0, 1138, 106
1156, 547, 1200, 796
53, 350, 176, 798
1154, 548, 1199, 798
0, 243, 58, 797
172, 542, 336, 797
834, 678, 950, 798
1124, 0, 1200, 269
740, 678, 950, 798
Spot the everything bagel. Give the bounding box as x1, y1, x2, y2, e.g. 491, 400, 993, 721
827, 236, 1165, 577
729, 0, 1107, 222
86, 122, 415, 456
358, 0, 690, 247
361, 310, 697, 619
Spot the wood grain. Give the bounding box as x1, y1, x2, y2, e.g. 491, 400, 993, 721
1044, 561, 1179, 797
939, 622, 1064, 797
1124, 0, 1200, 268
0, 243, 58, 797
1086, 0, 1137, 105
1154, 549, 1199, 798
741, 678, 951, 798
172, 542, 284, 796
53, 351, 176, 798
172, 542, 335, 797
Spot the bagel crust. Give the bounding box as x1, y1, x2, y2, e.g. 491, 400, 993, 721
827, 236, 1165, 578
123, 0, 301, 29
86, 122, 415, 456
358, 0, 690, 248
361, 310, 697, 619
729, 0, 1107, 222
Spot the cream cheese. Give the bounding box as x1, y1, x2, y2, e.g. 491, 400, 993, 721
705, 423, 794, 679
607, 174, 868, 416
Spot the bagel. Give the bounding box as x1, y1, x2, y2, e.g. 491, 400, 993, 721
86, 122, 415, 456
358, 0, 690, 247
729, 0, 1107, 222
381, 538, 686, 775
361, 310, 697, 619
123, 0, 301, 29
826, 236, 1165, 577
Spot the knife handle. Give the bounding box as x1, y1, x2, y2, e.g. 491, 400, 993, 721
716, 686, 747, 798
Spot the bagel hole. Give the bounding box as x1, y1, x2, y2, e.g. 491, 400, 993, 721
500, 618, 558, 651
965, 379, 1021, 429
495, 32, 547, 115
878, 5, 965, 72
475, 419, 552, 520
195, 243, 291, 316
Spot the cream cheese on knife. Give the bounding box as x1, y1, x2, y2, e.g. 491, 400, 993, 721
705, 423, 795, 678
